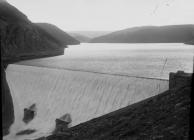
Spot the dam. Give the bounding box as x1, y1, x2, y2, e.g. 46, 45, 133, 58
4, 64, 168, 140
3, 43, 193, 140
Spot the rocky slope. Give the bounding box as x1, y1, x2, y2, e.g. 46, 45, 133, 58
38, 71, 192, 140
36, 23, 80, 45
0, 1, 67, 136
90, 25, 194, 43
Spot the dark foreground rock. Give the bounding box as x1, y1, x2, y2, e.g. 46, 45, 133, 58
23, 104, 37, 124
1, 64, 14, 136
38, 71, 192, 140
16, 129, 36, 136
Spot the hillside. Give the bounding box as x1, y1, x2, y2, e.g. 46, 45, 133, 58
0, 2, 67, 63
90, 25, 194, 43
36, 23, 80, 45
0, 1, 67, 136
37, 71, 192, 140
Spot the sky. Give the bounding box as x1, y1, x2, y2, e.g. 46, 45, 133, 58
7, 0, 194, 31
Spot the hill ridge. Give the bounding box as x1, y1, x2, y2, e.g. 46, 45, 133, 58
90, 24, 194, 43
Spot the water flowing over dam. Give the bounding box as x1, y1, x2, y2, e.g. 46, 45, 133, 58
4, 64, 168, 140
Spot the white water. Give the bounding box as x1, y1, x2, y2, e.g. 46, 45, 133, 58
4, 43, 193, 140
5, 64, 168, 140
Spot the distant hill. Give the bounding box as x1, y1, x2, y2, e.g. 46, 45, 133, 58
90, 25, 194, 43
68, 33, 91, 43
68, 31, 112, 39
36, 23, 80, 45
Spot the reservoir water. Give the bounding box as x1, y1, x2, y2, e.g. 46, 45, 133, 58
17, 43, 194, 79
4, 43, 193, 140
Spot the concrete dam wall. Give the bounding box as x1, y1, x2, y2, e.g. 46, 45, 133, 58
4, 64, 169, 140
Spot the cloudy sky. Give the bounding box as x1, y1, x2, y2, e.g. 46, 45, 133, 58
7, 0, 194, 31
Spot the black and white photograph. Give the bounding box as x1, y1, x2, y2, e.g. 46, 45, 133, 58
1, 0, 193, 139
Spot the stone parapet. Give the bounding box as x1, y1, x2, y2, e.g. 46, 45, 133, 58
169, 71, 193, 90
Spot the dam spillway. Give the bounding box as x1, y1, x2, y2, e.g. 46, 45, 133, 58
5, 64, 168, 139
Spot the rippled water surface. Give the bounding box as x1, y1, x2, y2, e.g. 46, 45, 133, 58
18, 43, 194, 79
